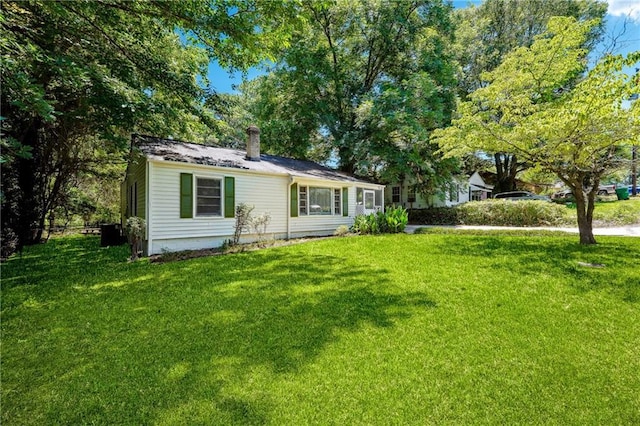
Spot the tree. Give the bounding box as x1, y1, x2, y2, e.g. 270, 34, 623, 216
1, 0, 297, 256
250, 0, 458, 195
434, 17, 640, 244
452, 0, 607, 193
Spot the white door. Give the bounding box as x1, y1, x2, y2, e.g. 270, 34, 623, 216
364, 190, 376, 214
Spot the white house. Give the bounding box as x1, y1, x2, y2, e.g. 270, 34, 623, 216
384, 171, 493, 208
121, 127, 384, 255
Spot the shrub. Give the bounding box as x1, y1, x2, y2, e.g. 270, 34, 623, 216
456, 200, 566, 227
334, 225, 350, 236
408, 207, 460, 225
232, 203, 254, 246
125, 216, 146, 260
351, 206, 408, 235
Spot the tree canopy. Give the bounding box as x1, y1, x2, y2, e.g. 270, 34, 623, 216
434, 17, 640, 244
451, 0, 607, 192
249, 0, 459, 195
0, 0, 298, 256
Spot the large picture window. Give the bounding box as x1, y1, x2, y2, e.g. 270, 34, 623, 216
196, 177, 221, 216
297, 186, 341, 216
309, 187, 332, 215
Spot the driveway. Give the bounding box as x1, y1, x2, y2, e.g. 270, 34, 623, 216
405, 224, 640, 237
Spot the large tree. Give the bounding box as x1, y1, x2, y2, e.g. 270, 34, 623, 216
250, 0, 459, 193
1, 0, 296, 256
434, 17, 639, 244
452, 0, 607, 193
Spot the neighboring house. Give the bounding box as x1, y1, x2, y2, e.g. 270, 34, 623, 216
384, 171, 493, 208
121, 127, 384, 255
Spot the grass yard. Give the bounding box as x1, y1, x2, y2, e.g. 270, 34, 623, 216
565, 196, 640, 226
2, 233, 640, 424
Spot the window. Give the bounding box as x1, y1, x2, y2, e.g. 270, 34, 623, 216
392, 186, 400, 203
407, 188, 416, 203
299, 186, 307, 215
129, 182, 137, 217
309, 187, 332, 215
297, 186, 341, 216
196, 177, 221, 216
471, 190, 483, 201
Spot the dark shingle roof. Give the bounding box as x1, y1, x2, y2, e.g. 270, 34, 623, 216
133, 134, 377, 185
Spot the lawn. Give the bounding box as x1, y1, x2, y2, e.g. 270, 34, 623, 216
2, 233, 640, 424
564, 196, 640, 226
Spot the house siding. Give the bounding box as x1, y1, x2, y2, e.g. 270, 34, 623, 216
136, 159, 383, 255
148, 160, 290, 254
122, 154, 147, 223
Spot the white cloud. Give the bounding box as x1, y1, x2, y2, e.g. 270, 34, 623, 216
607, 0, 640, 20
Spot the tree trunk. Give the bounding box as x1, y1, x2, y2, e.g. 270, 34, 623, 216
573, 186, 597, 245
493, 152, 518, 194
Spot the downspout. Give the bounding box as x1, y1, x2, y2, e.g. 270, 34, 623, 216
287, 175, 294, 240
145, 160, 151, 256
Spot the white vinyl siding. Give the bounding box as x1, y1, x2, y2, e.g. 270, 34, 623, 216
144, 161, 383, 254
148, 161, 288, 254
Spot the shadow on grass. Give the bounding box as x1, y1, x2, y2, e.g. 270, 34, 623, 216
1, 236, 436, 424
417, 231, 640, 303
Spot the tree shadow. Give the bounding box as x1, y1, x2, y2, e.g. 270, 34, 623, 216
1, 237, 437, 424
421, 233, 639, 303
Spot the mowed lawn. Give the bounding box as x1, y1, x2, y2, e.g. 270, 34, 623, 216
2, 233, 639, 425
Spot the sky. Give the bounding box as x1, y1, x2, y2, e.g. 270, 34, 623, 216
207, 0, 640, 94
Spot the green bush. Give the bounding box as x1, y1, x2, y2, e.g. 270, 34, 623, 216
408, 207, 459, 225
456, 200, 566, 226
352, 206, 408, 234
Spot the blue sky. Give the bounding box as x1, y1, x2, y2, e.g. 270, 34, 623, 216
207, 0, 640, 93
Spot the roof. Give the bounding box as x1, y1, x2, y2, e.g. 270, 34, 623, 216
132, 134, 376, 185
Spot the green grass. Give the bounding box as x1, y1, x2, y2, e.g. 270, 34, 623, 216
2, 234, 640, 424
562, 196, 640, 226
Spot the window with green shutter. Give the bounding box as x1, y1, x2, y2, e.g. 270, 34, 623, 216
180, 173, 193, 218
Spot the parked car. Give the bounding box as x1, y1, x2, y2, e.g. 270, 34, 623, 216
628, 185, 640, 194
553, 185, 620, 198
597, 184, 616, 195
493, 191, 551, 201
552, 189, 573, 199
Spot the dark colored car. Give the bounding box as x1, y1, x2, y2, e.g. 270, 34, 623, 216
493, 191, 551, 201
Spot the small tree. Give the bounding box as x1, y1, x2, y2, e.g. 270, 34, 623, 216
125, 217, 146, 261
232, 203, 254, 246
251, 212, 271, 247
434, 17, 640, 244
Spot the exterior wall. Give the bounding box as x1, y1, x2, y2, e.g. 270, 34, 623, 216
289, 181, 358, 235
122, 154, 147, 224
148, 161, 289, 255
143, 160, 384, 255
384, 181, 468, 209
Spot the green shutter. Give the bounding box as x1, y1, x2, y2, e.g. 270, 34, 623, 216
290, 183, 298, 217
342, 187, 348, 216
224, 176, 235, 218
180, 173, 193, 218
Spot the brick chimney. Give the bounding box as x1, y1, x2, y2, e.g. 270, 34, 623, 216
246, 125, 260, 161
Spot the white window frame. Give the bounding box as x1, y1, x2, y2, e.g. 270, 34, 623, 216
392, 186, 401, 203
195, 175, 223, 218
298, 185, 341, 216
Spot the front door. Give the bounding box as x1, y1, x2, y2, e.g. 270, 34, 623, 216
364, 190, 376, 214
